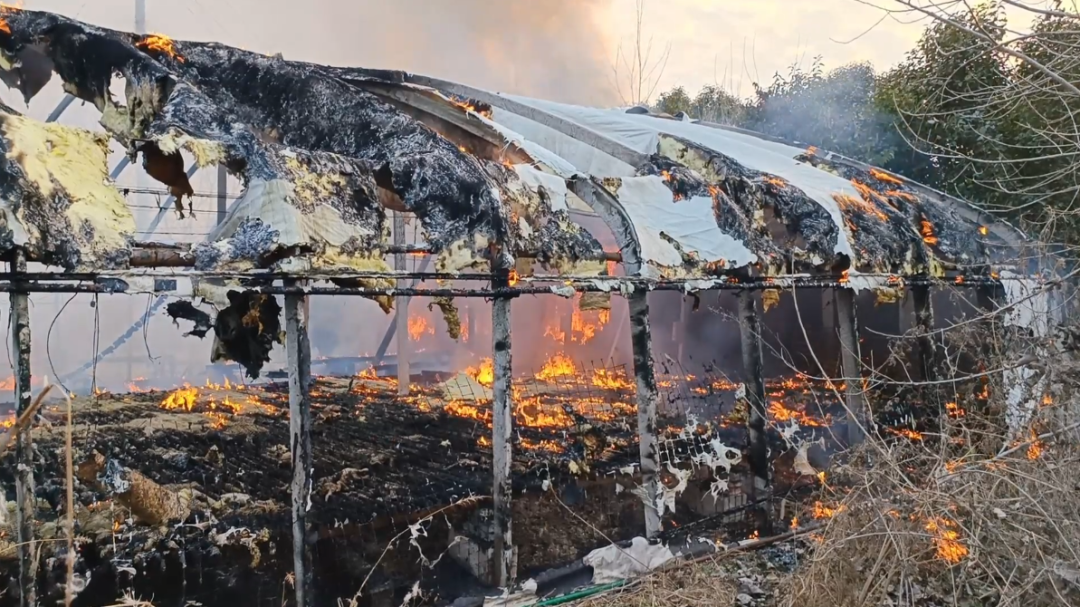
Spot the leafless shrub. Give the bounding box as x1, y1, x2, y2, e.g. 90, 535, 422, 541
609, 0, 671, 106
780, 316, 1080, 607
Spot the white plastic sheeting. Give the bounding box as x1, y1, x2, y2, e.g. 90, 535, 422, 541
488, 107, 636, 178
512, 164, 569, 212
1000, 271, 1052, 436
615, 176, 756, 272
495, 95, 861, 259
583, 537, 677, 584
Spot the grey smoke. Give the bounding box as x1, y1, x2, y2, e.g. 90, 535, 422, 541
325, 0, 619, 105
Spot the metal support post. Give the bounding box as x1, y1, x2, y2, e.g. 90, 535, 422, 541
11, 250, 35, 607
628, 291, 661, 538
134, 0, 146, 35
491, 270, 514, 587
912, 285, 938, 382
834, 289, 867, 445
216, 165, 228, 225
393, 212, 410, 394
737, 291, 770, 528
285, 283, 313, 607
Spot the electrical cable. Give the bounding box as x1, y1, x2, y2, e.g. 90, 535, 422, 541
46, 294, 79, 395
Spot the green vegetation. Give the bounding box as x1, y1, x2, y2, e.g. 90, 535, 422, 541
653, 1, 1080, 243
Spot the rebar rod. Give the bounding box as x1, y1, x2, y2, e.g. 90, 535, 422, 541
0, 278, 1016, 297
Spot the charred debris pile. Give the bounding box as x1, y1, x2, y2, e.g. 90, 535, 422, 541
0, 362, 878, 606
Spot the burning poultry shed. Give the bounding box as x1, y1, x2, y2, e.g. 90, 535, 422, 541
0, 6, 1057, 607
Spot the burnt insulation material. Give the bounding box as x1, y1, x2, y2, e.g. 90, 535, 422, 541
651, 136, 841, 274
165, 300, 213, 338
0, 104, 136, 271
0, 9, 604, 275
796, 152, 988, 269
656, 133, 992, 275
0, 10, 506, 251
639, 155, 783, 275
212, 290, 283, 380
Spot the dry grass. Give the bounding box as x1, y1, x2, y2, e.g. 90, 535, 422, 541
579, 557, 738, 607
778, 401, 1080, 607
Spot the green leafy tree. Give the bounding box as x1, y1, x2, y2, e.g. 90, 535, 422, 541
656, 86, 693, 115
746, 58, 902, 166
874, 3, 1013, 208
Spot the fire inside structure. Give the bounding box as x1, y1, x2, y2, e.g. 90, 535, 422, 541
0, 8, 1058, 607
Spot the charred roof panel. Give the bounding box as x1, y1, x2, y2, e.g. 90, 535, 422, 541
484, 94, 1002, 278
0, 106, 135, 271
0, 9, 605, 278
0, 8, 1015, 286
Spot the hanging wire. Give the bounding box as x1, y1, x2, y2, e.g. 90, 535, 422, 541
47, 294, 79, 396
141, 293, 158, 363
91, 294, 100, 397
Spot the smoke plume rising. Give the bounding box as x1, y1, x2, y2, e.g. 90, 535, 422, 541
334, 0, 619, 105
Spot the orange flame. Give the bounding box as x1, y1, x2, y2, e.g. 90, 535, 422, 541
161, 386, 199, 411
660, 170, 673, 182
885, 189, 919, 203
591, 368, 634, 391
768, 400, 832, 427
763, 176, 787, 188
869, 168, 903, 185
834, 193, 887, 225
920, 220, 939, 245
452, 99, 493, 118
888, 427, 924, 441
535, 353, 576, 382
0, 2, 22, 35
850, 179, 881, 201
1026, 429, 1043, 460
515, 396, 573, 427
978, 226, 989, 236
136, 33, 185, 63
544, 295, 609, 346
945, 401, 965, 418
446, 399, 490, 423
465, 358, 494, 387
812, 501, 846, 519
408, 315, 434, 341
508, 269, 519, 287
925, 517, 968, 564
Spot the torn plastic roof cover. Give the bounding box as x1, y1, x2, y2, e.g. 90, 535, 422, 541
0, 9, 604, 278
487, 93, 998, 277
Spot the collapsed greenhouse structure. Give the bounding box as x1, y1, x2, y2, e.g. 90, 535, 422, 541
0, 8, 1063, 607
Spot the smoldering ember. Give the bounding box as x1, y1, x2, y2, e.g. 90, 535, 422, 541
0, 6, 1075, 607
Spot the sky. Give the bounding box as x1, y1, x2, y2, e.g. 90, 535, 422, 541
13, 0, 937, 110
13, 0, 1054, 110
